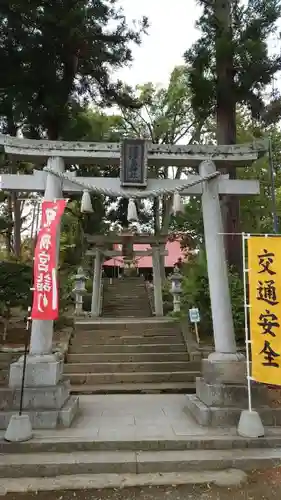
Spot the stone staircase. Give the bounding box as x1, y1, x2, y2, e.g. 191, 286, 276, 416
102, 277, 152, 317
0, 427, 280, 489
65, 318, 200, 393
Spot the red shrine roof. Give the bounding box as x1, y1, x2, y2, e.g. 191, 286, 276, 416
103, 240, 186, 268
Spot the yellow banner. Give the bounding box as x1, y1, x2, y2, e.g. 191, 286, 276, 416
248, 236, 281, 385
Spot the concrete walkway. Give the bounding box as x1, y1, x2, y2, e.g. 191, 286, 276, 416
1, 395, 281, 495
44, 394, 219, 441
1, 394, 280, 442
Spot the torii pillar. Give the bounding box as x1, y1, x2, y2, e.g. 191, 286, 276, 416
7, 157, 79, 429
184, 160, 271, 428
200, 159, 242, 361
91, 247, 103, 317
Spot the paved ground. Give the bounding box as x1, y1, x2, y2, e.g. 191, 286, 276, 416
47, 394, 225, 441
1, 395, 281, 498
1, 394, 278, 442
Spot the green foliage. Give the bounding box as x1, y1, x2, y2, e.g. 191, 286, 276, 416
0, 0, 148, 138
60, 198, 108, 269
185, 0, 281, 124
0, 261, 32, 310
0, 261, 32, 336
57, 107, 125, 269
180, 252, 245, 340
120, 67, 202, 144
62, 106, 124, 143
108, 198, 151, 230
185, 0, 281, 270
172, 117, 281, 244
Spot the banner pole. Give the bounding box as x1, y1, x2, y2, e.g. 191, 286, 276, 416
19, 201, 40, 417
237, 233, 264, 437
19, 308, 31, 416
242, 232, 252, 412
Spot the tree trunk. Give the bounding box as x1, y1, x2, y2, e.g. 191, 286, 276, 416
215, 0, 242, 275
5, 195, 13, 257
153, 198, 166, 281
153, 198, 161, 235
12, 192, 21, 258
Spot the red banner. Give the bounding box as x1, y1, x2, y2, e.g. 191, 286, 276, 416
31, 200, 67, 320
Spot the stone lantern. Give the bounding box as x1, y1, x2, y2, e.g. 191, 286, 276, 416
72, 267, 87, 315
170, 265, 183, 313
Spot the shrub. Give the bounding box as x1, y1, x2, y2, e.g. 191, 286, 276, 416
180, 251, 245, 341
0, 261, 32, 340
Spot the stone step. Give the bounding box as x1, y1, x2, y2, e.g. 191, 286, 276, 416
104, 297, 148, 300
75, 320, 179, 331
3, 432, 281, 455
105, 283, 146, 286
104, 287, 147, 290
102, 314, 152, 318
104, 294, 149, 299
70, 381, 196, 394
103, 306, 150, 310
102, 308, 151, 312
67, 352, 190, 363
66, 371, 199, 385
71, 336, 182, 345
70, 335, 183, 346
73, 328, 181, 338
103, 300, 149, 303
103, 303, 149, 306
69, 344, 187, 354
104, 284, 147, 287
104, 295, 147, 298
1, 435, 281, 454
72, 335, 182, 345
103, 304, 150, 308
103, 295, 148, 300
1, 448, 281, 478
64, 361, 198, 374
103, 292, 147, 296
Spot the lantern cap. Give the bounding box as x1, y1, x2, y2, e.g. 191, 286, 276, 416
73, 266, 88, 280
170, 265, 183, 282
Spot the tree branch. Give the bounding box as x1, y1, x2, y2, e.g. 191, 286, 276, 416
121, 112, 142, 137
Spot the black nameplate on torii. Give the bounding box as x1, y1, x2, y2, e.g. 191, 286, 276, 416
120, 139, 148, 188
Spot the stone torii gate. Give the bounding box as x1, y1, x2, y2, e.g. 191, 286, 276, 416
0, 135, 267, 429
85, 233, 169, 317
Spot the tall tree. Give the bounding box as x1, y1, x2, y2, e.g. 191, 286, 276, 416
0, 1, 148, 258
185, 0, 281, 272
0, 0, 148, 139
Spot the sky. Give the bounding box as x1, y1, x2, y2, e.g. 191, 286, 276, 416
115, 0, 281, 93
116, 0, 202, 87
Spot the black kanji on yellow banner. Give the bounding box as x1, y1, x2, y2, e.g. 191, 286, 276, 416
248, 237, 281, 384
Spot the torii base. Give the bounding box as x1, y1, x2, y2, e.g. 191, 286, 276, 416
184, 359, 281, 427
0, 353, 79, 430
